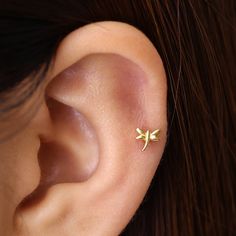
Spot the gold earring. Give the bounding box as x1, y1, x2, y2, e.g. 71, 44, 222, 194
136, 128, 160, 151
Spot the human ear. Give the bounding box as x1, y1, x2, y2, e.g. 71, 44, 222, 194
14, 21, 167, 236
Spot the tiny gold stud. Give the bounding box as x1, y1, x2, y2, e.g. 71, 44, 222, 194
136, 128, 160, 151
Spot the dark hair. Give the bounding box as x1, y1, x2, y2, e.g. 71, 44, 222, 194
1, 1, 235, 235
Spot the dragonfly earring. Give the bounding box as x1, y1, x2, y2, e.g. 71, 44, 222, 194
136, 128, 160, 151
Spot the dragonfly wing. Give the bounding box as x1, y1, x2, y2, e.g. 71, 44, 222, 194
151, 129, 160, 135
136, 134, 145, 139
136, 128, 143, 135
136, 128, 145, 140
150, 129, 160, 141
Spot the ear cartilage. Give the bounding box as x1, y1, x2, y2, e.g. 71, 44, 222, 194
136, 128, 160, 151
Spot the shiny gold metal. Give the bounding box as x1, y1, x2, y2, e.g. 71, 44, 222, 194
136, 128, 160, 151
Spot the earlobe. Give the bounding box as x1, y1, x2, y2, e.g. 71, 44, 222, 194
14, 21, 167, 236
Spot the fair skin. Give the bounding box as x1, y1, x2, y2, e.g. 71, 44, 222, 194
0, 22, 167, 236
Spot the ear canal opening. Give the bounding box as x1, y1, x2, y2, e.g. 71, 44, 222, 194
18, 97, 99, 209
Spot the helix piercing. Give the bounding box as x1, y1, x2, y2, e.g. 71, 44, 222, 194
136, 128, 160, 151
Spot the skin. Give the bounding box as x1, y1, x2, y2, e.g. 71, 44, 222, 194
0, 21, 167, 236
